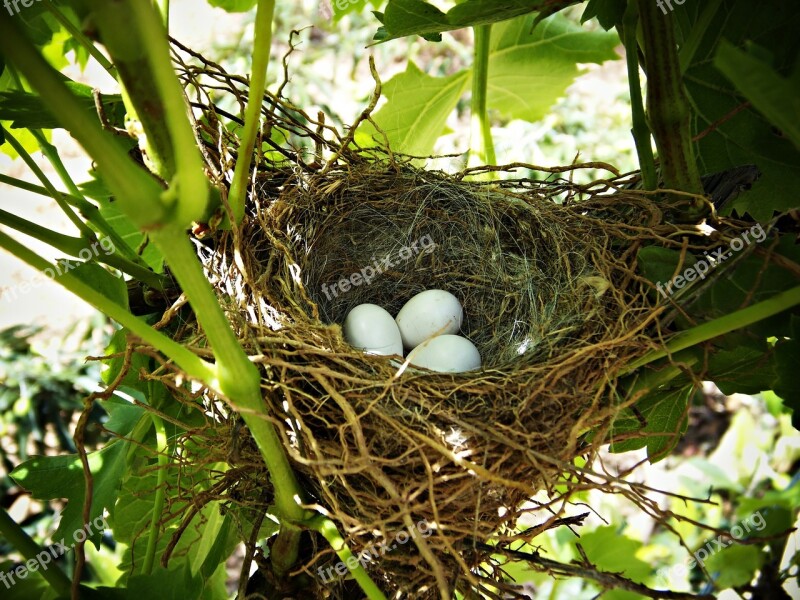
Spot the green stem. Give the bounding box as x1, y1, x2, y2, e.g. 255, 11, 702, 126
1, 125, 96, 243
228, 0, 276, 224
0, 173, 149, 268
84, 0, 174, 183
43, 3, 117, 78
637, 0, 704, 200
0, 229, 215, 384
151, 229, 309, 576
5, 64, 90, 206
0, 18, 169, 231
0, 207, 87, 255
3, 8, 308, 579
125, 0, 208, 225
625, 285, 800, 373
142, 413, 168, 575
308, 515, 387, 600
0, 507, 72, 596
468, 24, 497, 176
149, 229, 307, 522
0, 207, 168, 290
620, 2, 657, 190
622, 350, 698, 395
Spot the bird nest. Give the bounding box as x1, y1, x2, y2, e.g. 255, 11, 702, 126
207, 165, 667, 596
157, 41, 759, 599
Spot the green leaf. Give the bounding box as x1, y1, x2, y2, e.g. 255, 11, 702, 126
373, 0, 449, 41
97, 566, 193, 599
111, 462, 237, 583
6, 395, 143, 548
738, 480, 800, 516
714, 41, 800, 151
0, 563, 51, 599
581, 0, 626, 30
103, 395, 148, 436
375, 0, 548, 41
66, 261, 128, 308
0, 84, 124, 131
0, 107, 50, 159
575, 525, 651, 583
703, 544, 764, 588
705, 346, 775, 396
687, 233, 800, 334
676, 0, 800, 219
101, 329, 153, 388
487, 13, 619, 122
636, 246, 696, 292
448, 0, 545, 29
358, 61, 469, 155
95, 197, 164, 273
610, 384, 693, 462
205, 0, 258, 12
363, 12, 617, 156
10, 439, 131, 547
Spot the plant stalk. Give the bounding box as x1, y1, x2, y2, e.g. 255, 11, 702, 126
620, 2, 657, 190
0, 18, 168, 231
0, 229, 215, 383
0, 207, 168, 290
1, 125, 96, 243
309, 515, 388, 600
125, 0, 208, 225
625, 285, 800, 373
148, 228, 309, 530
2, 7, 309, 581
0, 173, 152, 270
636, 0, 704, 204
142, 413, 169, 575
468, 24, 497, 176
0, 508, 72, 596
227, 0, 276, 224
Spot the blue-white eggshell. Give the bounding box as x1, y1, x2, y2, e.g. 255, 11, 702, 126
395, 289, 463, 350
343, 304, 403, 356
406, 334, 481, 373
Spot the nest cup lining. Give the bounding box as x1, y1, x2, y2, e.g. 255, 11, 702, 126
299, 173, 606, 368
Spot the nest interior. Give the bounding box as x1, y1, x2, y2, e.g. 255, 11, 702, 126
200, 163, 676, 597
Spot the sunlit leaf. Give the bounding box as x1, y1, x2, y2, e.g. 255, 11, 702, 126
610, 384, 693, 462
357, 62, 469, 155
487, 13, 619, 122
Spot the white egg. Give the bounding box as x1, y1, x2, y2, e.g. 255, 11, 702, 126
343, 304, 403, 356
406, 335, 481, 373
395, 289, 463, 350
